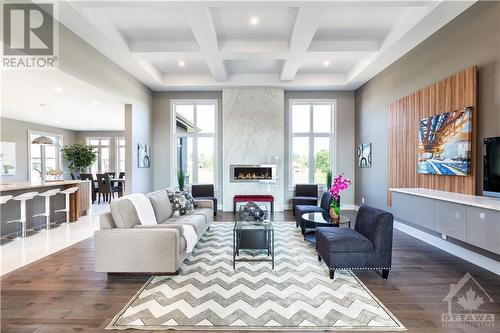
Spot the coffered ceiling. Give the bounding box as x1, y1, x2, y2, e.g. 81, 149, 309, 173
59, 1, 476, 91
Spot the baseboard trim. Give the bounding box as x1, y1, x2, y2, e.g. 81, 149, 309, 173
394, 220, 500, 276
343, 204, 360, 211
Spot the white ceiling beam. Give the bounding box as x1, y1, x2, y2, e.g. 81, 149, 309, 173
129, 40, 200, 53
132, 52, 204, 61
159, 73, 346, 90
182, 6, 228, 81
308, 40, 380, 52
58, 2, 163, 86
136, 60, 163, 83
280, 6, 325, 81
76, 1, 433, 9
219, 40, 289, 53
345, 0, 477, 89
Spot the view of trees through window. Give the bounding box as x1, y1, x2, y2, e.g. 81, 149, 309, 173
291, 101, 334, 185
174, 101, 217, 186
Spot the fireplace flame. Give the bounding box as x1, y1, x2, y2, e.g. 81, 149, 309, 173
236, 172, 271, 180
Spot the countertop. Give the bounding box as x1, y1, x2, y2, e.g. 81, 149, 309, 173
0, 180, 90, 192
390, 188, 500, 212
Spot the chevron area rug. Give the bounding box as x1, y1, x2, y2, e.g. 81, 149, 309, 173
108, 222, 405, 331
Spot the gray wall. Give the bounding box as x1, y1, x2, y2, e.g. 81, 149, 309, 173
0, 117, 76, 181
284, 91, 355, 207
355, 2, 500, 211
58, 22, 154, 193
152, 91, 223, 193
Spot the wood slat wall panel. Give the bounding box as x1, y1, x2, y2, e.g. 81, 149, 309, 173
387, 67, 477, 205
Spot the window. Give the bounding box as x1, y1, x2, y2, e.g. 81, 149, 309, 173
173, 100, 217, 186
86, 137, 111, 174
116, 137, 126, 173
290, 100, 336, 186
29, 132, 62, 181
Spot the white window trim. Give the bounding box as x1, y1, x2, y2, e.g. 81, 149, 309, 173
86, 136, 111, 173
170, 99, 219, 190
115, 137, 126, 173
288, 99, 338, 190
28, 130, 63, 181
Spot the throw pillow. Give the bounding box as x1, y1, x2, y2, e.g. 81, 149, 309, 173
167, 190, 195, 216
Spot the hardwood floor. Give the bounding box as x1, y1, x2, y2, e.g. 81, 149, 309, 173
1, 211, 499, 333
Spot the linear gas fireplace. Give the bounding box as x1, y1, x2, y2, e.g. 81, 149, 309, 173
230, 164, 276, 183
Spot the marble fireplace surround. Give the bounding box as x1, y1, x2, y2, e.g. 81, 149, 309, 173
222, 88, 285, 211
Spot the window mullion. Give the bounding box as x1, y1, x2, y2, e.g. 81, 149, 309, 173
41, 146, 46, 177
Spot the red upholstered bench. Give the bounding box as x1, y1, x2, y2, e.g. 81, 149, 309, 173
233, 195, 274, 214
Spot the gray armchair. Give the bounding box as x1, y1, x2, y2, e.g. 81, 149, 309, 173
292, 184, 318, 215
316, 204, 394, 279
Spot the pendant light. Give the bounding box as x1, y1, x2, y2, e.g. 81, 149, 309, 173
31, 104, 54, 145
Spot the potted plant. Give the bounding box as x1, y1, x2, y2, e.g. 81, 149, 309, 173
61, 143, 98, 174
326, 170, 333, 189
328, 174, 352, 220
177, 169, 186, 191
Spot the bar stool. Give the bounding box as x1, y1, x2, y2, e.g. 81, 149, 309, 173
7, 191, 39, 239
56, 187, 79, 224
1, 195, 14, 245
33, 189, 61, 231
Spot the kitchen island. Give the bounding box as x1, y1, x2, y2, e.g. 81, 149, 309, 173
0, 180, 91, 237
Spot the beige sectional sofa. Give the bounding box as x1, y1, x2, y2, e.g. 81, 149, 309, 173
94, 189, 213, 273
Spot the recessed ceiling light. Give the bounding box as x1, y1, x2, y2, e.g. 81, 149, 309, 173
54, 86, 63, 93
93, 101, 99, 105
55, 120, 61, 125
249, 16, 259, 26
323, 60, 330, 67
178, 61, 185, 67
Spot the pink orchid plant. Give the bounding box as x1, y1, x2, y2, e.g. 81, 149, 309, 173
328, 174, 352, 214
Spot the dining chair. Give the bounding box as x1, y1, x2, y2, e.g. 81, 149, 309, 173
117, 172, 125, 190
80, 173, 97, 203
106, 171, 118, 187
96, 174, 122, 203
105, 171, 116, 178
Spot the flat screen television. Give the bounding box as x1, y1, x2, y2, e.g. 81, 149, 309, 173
483, 137, 500, 198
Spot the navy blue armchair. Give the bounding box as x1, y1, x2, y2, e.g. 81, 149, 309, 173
294, 191, 333, 232
316, 205, 394, 279
292, 184, 318, 216
191, 184, 217, 216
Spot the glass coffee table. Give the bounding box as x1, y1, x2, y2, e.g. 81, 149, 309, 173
300, 212, 351, 243
233, 220, 274, 269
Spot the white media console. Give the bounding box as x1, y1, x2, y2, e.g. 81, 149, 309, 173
390, 188, 500, 255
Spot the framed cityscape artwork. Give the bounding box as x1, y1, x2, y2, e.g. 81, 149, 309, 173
418, 107, 472, 176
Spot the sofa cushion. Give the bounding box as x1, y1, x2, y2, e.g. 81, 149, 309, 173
295, 205, 326, 215
316, 227, 373, 253
167, 190, 196, 216
148, 190, 173, 223
192, 208, 212, 224
110, 198, 140, 228
171, 214, 207, 237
